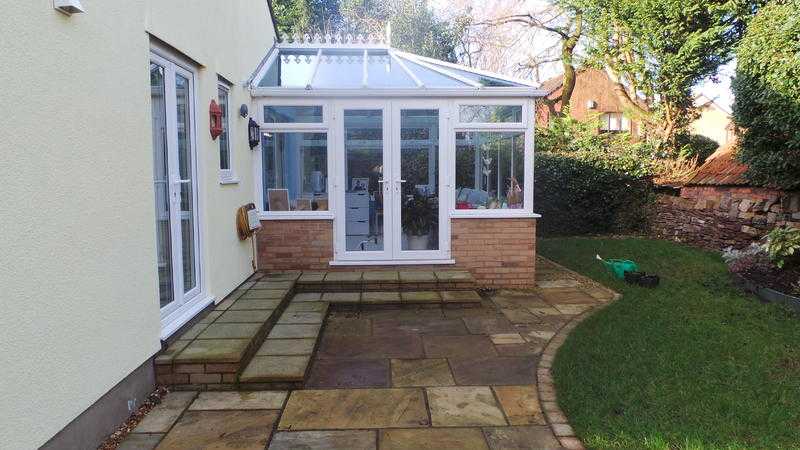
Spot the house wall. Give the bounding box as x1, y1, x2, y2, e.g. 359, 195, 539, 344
256, 218, 537, 287
0, 1, 275, 449
536, 69, 640, 137
690, 103, 733, 146
651, 187, 800, 250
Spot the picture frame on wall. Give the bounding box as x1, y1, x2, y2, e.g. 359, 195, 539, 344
295, 198, 312, 211
267, 188, 290, 211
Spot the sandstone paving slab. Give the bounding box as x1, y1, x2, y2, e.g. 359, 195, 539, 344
269, 430, 376, 450
359, 308, 445, 321
422, 335, 497, 358
441, 290, 482, 303
292, 292, 323, 302
268, 324, 321, 339
443, 307, 499, 319
462, 316, 517, 334
362, 271, 399, 282
373, 318, 468, 336
134, 391, 197, 433
482, 425, 561, 450
278, 388, 429, 430
492, 385, 545, 425
286, 301, 328, 312
582, 285, 616, 301
257, 338, 316, 356
401, 291, 442, 303
426, 386, 507, 427
155, 340, 191, 364
278, 311, 325, 324
539, 289, 598, 305
174, 339, 250, 363
156, 410, 279, 450
449, 356, 536, 386
252, 281, 294, 290
197, 322, 261, 340
117, 433, 163, 450
490, 333, 526, 345
434, 270, 475, 282
501, 308, 543, 324
323, 316, 372, 336
306, 358, 390, 388
261, 271, 301, 281
241, 289, 288, 300
361, 291, 401, 304
552, 304, 594, 315
494, 342, 545, 357
526, 306, 563, 316
229, 299, 282, 311
324, 271, 363, 282
178, 322, 210, 340
536, 279, 579, 289
198, 311, 223, 324
399, 271, 436, 282
297, 272, 326, 283
524, 330, 557, 341
240, 355, 311, 382
322, 292, 361, 304
492, 295, 549, 310
217, 309, 275, 323
214, 296, 238, 311
379, 428, 489, 450
189, 391, 287, 410
318, 335, 424, 359
391, 358, 455, 387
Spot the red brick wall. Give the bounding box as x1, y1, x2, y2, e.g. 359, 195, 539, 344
256, 217, 537, 287
257, 220, 333, 270
451, 218, 537, 288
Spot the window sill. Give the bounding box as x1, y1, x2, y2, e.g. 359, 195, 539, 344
450, 211, 541, 219
259, 212, 334, 221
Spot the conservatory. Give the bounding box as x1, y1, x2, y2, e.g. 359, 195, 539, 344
249, 34, 545, 273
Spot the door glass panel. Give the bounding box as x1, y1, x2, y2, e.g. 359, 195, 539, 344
175, 73, 196, 292
400, 109, 439, 251
150, 63, 173, 308
344, 110, 384, 252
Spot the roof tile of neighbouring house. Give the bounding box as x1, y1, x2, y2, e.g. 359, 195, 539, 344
539, 74, 564, 94
687, 142, 751, 186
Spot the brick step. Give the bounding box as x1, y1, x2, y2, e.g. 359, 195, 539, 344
238, 296, 330, 389
267, 269, 477, 292
154, 272, 297, 390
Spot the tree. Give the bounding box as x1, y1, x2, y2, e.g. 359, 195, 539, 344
732, 0, 800, 190
568, 0, 758, 149
481, 2, 584, 117
272, 0, 342, 35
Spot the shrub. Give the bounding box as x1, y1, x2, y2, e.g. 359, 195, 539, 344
761, 227, 800, 269
677, 134, 719, 163
732, 0, 800, 189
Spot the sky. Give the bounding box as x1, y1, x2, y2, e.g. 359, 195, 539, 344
429, 0, 735, 111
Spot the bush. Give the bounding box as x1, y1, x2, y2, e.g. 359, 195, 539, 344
677, 134, 719, 163
761, 226, 800, 269
732, 0, 800, 189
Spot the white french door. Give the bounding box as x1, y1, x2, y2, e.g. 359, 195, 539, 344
150, 53, 202, 329
334, 99, 450, 262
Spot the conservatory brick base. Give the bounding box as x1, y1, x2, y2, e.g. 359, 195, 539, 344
256, 217, 537, 287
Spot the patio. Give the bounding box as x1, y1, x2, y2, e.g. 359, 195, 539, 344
117, 259, 616, 449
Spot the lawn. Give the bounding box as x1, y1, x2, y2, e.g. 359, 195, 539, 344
539, 237, 800, 450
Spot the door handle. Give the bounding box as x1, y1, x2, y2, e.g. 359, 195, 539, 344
396, 179, 407, 183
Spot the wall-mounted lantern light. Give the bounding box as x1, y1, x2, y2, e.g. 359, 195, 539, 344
54, 0, 85, 15
586, 100, 598, 110
209, 99, 223, 140
239, 104, 249, 118
248, 118, 261, 149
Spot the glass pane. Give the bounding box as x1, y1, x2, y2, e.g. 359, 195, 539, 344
262, 132, 328, 211
218, 86, 230, 170
429, 62, 520, 86
264, 105, 323, 123
175, 73, 196, 292
344, 110, 384, 252
459, 105, 523, 123
366, 52, 415, 88
312, 51, 364, 89
403, 58, 466, 87
455, 131, 525, 210
150, 63, 173, 308
259, 49, 317, 87
401, 110, 439, 251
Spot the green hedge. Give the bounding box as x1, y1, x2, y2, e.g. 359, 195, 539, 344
534, 152, 654, 236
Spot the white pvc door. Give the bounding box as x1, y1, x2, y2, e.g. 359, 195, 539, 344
150, 53, 202, 326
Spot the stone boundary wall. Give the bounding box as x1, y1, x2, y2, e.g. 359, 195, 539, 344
651, 186, 800, 250
256, 218, 537, 287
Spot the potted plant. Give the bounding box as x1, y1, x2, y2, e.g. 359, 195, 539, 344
402, 192, 437, 250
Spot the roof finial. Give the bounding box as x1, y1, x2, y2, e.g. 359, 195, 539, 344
385, 21, 392, 46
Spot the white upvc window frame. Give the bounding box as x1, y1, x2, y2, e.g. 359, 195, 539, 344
217, 80, 239, 184
450, 98, 538, 219
255, 98, 334, 220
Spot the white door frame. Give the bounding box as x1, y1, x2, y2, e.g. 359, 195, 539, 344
150, 51, 204, 332
332, 98, 451, 263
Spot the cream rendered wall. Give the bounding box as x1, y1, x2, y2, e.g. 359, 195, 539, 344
0, 1, 275, 448
691, 103, 732, 145
145, 0, 276, 307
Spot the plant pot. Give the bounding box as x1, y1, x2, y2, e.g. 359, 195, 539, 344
406, 234, 430, 250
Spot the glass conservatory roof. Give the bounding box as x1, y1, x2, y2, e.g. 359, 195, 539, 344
251, 34, 544, 96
